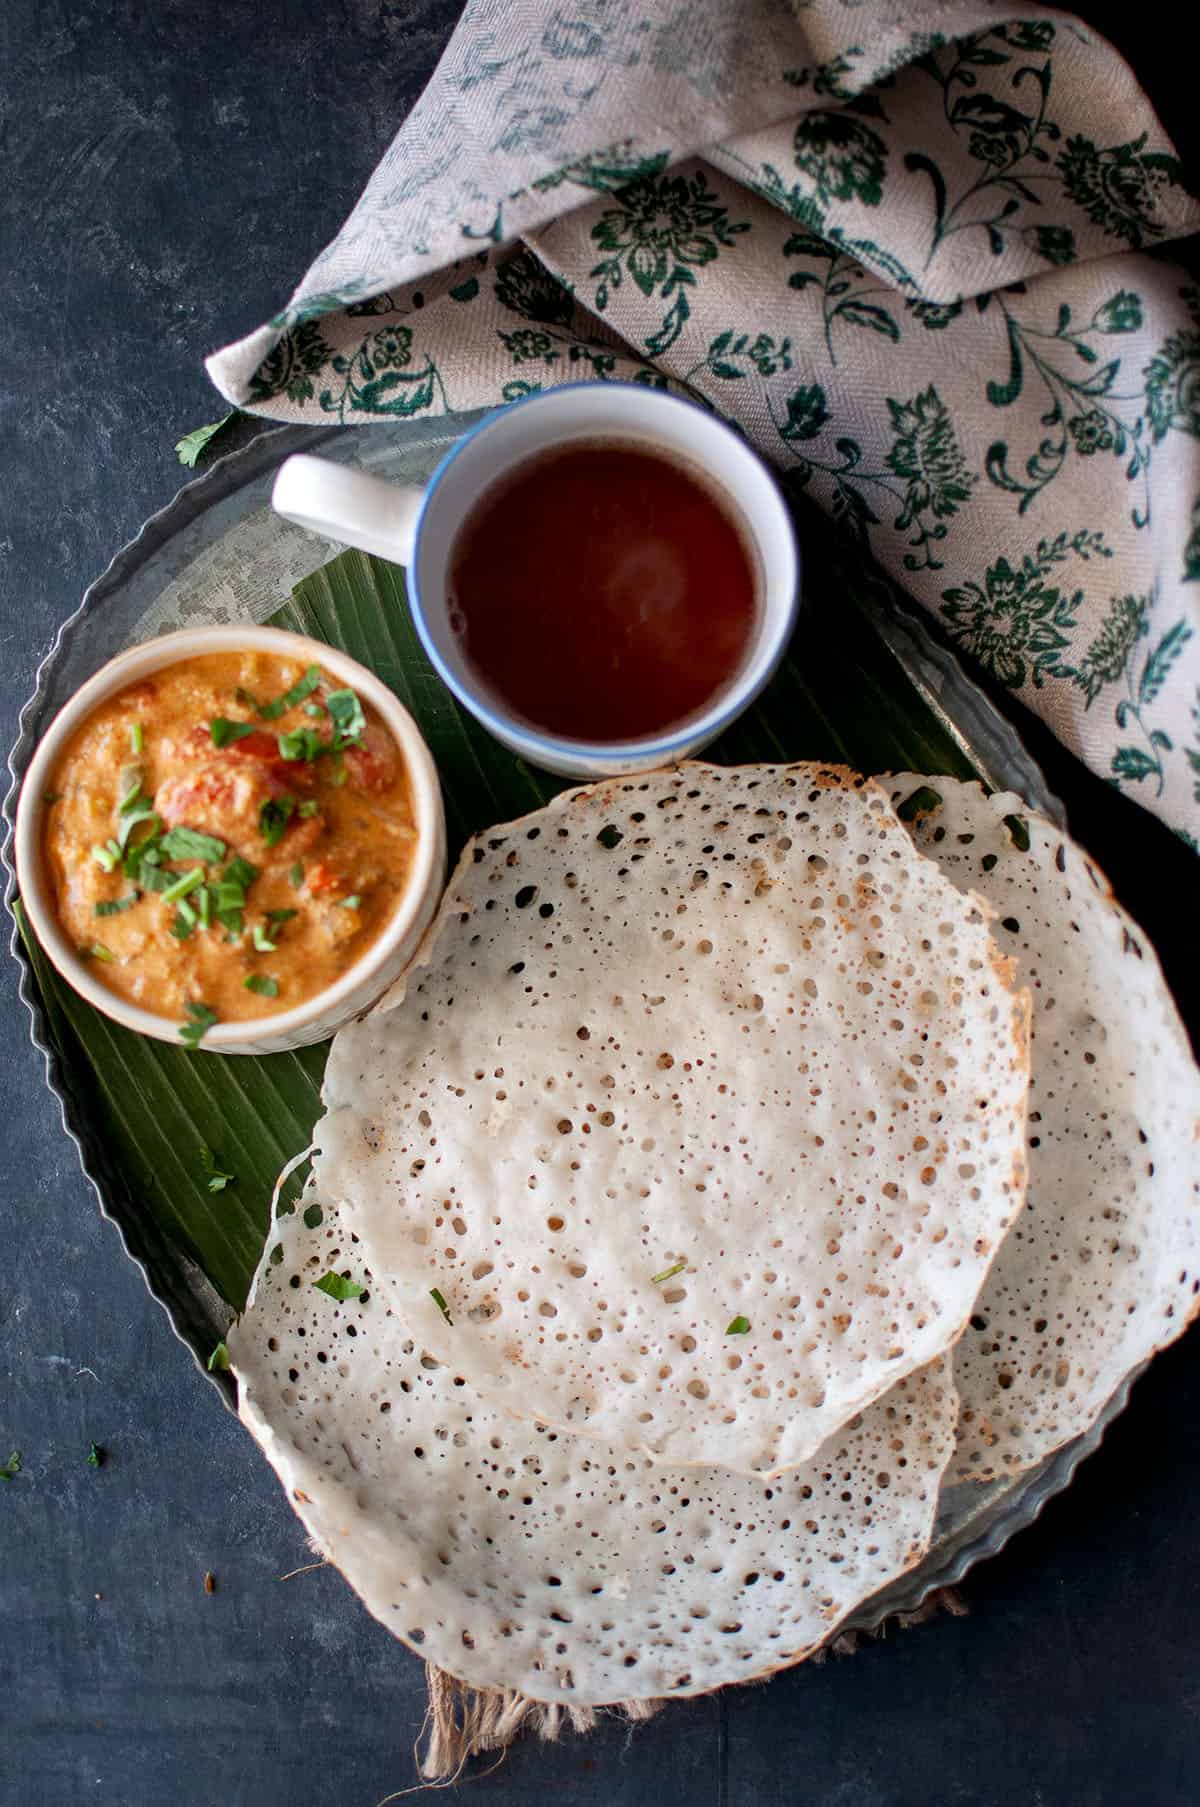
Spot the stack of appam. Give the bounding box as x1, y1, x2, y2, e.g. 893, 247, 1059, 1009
230, 763, 1200, 1732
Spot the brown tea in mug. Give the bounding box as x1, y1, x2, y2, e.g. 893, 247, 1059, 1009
446, 441, 758, 742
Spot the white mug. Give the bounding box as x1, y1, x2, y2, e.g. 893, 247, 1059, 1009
272, 383, 800, 779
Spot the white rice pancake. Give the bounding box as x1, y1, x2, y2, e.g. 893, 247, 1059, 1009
314, 763, 1029, 1475
889, 775, 1200, 1482
230, 1186, 957, 1704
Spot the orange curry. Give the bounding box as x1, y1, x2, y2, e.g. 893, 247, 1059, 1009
41, 650, 416, 1039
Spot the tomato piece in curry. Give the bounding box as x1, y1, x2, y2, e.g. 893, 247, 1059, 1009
40, 650, 417, 1035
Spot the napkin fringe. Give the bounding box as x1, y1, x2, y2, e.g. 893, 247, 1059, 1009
415, 1586, 968, 1781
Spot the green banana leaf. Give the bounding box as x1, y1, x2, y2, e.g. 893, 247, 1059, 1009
16, 536, 979, 1360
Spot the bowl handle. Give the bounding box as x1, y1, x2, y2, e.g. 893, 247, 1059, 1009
271, 454, 424, 567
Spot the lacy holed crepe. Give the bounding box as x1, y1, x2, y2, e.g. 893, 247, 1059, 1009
889, 777, 1200, 1482
232, 1185, 957, 1702
312, 764, 1031, 1477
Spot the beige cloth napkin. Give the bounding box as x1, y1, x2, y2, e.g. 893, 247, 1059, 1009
208, 1, 1200, 845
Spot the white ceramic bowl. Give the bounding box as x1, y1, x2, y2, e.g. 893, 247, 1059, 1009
14, 625, 447, 1054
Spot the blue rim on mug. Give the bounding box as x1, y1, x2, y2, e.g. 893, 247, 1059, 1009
405, 382, 801, 764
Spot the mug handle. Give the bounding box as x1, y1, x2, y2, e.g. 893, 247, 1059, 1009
271, 454, 424, 566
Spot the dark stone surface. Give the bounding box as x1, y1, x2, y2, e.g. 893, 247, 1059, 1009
1, 5, 1198, 1803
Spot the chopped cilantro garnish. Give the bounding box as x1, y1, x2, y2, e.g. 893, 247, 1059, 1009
265, 908, 298, 924
326, 687, 366, 747
199, 1146, 235, 1192
117, 776, 144, 814
117, 802, 159, 851
651, 1262, 686, 1285
209, 718, 257, 748
251, 921, 277, 952
725, 1315, 751, 1336
1004, 813, 1031, 852
289, 863, 304, 887
169, 912, 193, 941
303, 701, 325, 717
224, 856, 259, 890
137, 862, 174, 894
298, 799, 320, 819
84, 943, 115, 963
92, 842, 121, 873
178, 1001, 218, 1048
210, 856, 257, 934
338, 894, 362, 911
896, 786, 942, 824
175, 413, 237, 468
129, 722, 144, 755
244, 973, 279, 997
277, 726, 323, 763
0, 1450, 21, 1482
160, 826, 227, 863
257, 664, 321, 720
161, 866, 205, 904
94, 894, 139, 918
313, 1271, 364, 1302
207, 1341, 231, 1372
87, 1441, 104, 1469
430, 1286, 454, 1325
258, 796, 296, 847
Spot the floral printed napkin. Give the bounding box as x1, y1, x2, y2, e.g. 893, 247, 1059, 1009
207, 0, 1200, 844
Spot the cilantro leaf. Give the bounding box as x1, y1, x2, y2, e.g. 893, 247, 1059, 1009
276, 726, 323, 763
325, 687, 366, 747
87, 1442, 104, 1469
175, 411, 238, 469
198, 1146, 235, 1192
251, 921, 277, 952
160, 826, 227, 863
244, 972, 279, 997
258, 796, 295, 847
209, 718, 257, 749
725, 1315, 751, 1336
94, 894, 139, 917
136, 861, 174, 894
313, 1272, 365, 1302
257, 665, 322, 721
0, 1450, 21, 1482
178, 1002, 218, 1048
207, 1341, 231, 1372
430, 1286, 454, 1325
117, 801, 159, 851
224, 856, 259, 890
265, 908, 298, 925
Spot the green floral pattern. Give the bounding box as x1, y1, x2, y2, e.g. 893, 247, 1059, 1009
207, 0, 1200, 844
941, 531, 1110, 690
587, 168, 750, 354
